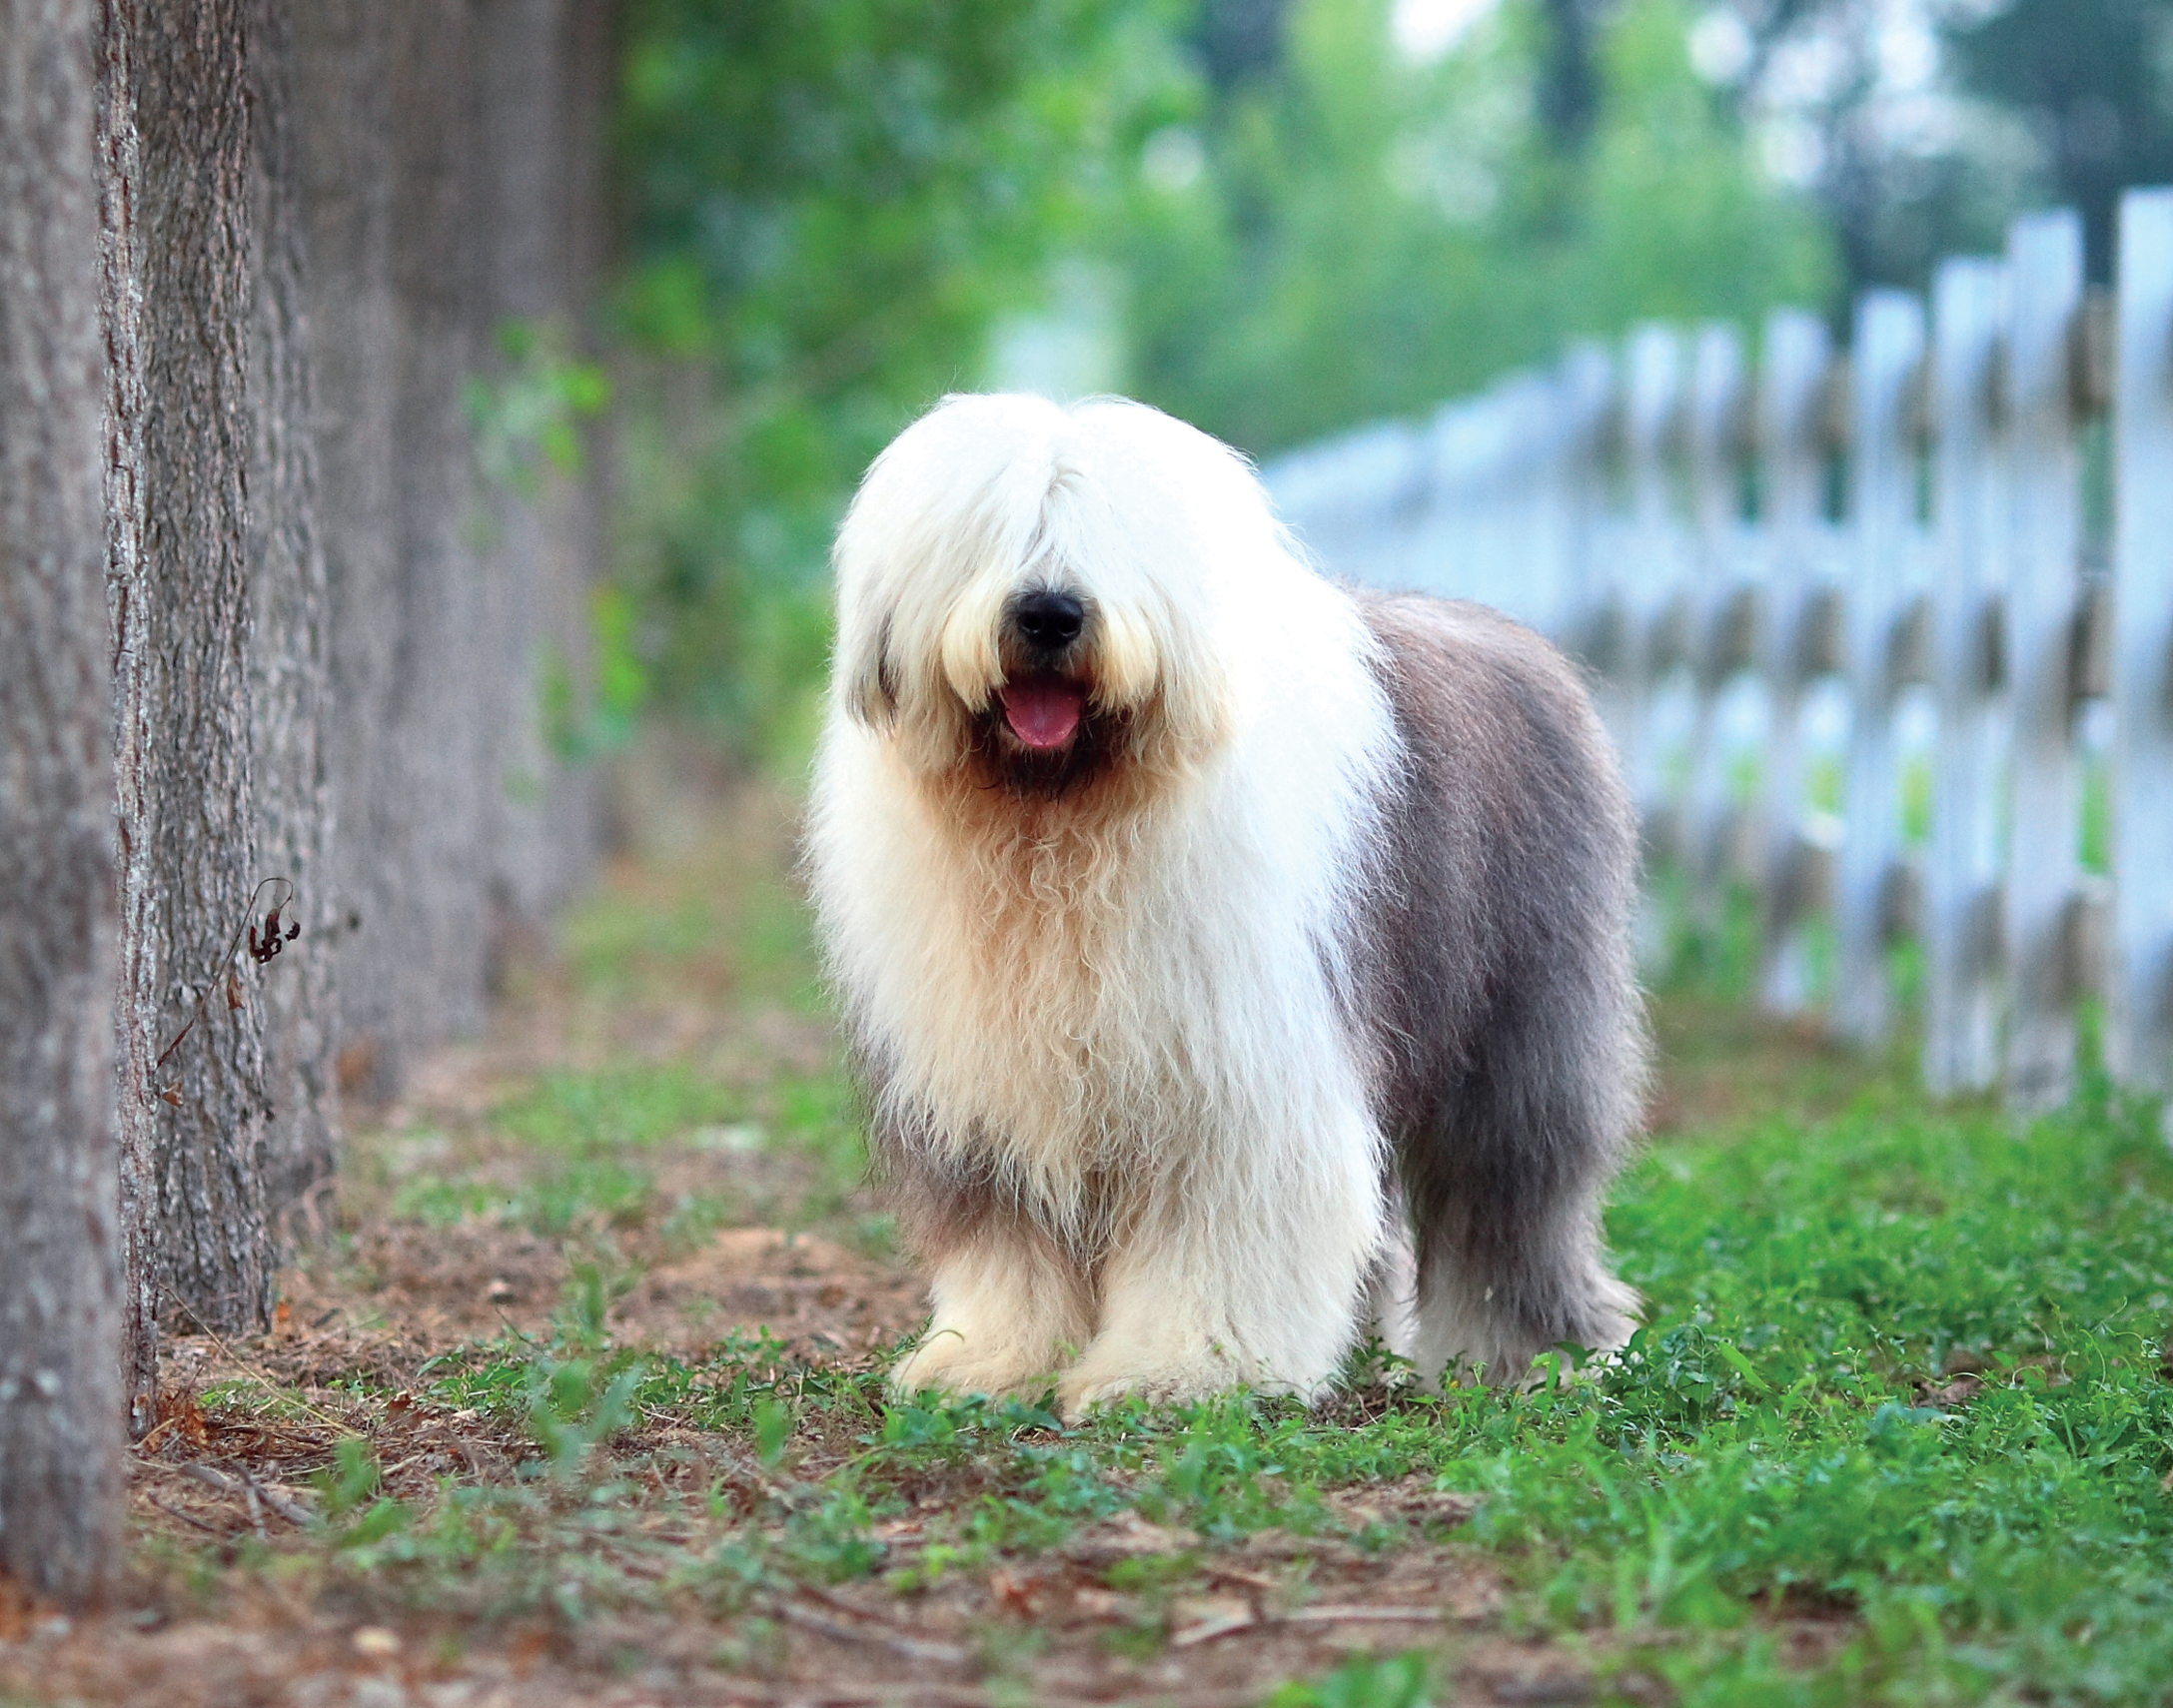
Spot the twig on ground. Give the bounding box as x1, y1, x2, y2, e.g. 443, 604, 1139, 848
700, 1689, 1262, 1708
1170, 1606, 1259, 1647
177, 1462, 318, 1530
704, 1676, 1274, 1708
1281, 1604, 1447, 1626
241, 1477, 268, 1542
180, 1463, 244, 1496
1173, 1601, 1449, 1647
141, 1492, 227, 1536
765, 1598, 971, 1666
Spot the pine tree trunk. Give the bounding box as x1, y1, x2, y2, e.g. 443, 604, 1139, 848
104, 0, 277, 1355
101, 0, 338, 1395
95, 0, 161, 1433
247, 0, 341, 1233
309, 0, 612, 1106
384, 0, 496, 1063
0, 0, 127, 1602
474, 0, 612, 944
309, 0, 497, 1103
290, 0, 406, 1104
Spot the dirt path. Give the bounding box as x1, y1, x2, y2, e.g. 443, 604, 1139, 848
0, 752, 1834, 1708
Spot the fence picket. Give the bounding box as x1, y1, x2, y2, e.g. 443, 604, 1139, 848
1834, 293, 1926, 1050
1688, 323, 1748, 911
2111, 188, 2173, 1098
1754, 310, 1832, 1017
1924, 258, 2008, 1095
1263, 186, 2173, 1108
2004, 211, 2087, 1112
1624, 325, 1684, 861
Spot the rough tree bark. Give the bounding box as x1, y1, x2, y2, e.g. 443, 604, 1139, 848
0, 0, 126, 1601
247, 0, 341, 1232
382, 0, 496, 1070
308, 0, 612, 1106
101, 0, 339, 1403
289, 0, 404, 1103
95, 0, 161, 1432
104, 0, 278, 1362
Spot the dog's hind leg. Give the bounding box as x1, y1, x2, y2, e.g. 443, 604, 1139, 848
889, 1211, 1095, 1402
1405, 997, 1640, 1388
1361, 1189, 1420, 1367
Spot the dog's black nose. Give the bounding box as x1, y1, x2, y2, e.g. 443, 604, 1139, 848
1011, 589, 1085, 651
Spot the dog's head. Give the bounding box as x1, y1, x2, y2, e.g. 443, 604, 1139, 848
831, 394, 1264, 795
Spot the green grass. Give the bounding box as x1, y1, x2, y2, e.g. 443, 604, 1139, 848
215, 779, 2173, 1705
347, 1069, 2173, 1704
493, 1063, 744, 1153
391, 1160, 657, 1235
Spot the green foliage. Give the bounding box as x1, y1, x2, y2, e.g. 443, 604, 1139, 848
1942, 0, 2173, 285
528, 1355, 646, 1482
1267, 1652, 1433, 1708
542, 584, 651, 763
613, 0, 1181, 756
469, 318, 611, 497
1123, 0, 1834, 456
463, 317, 647, 767
492, 1063, 743, 1153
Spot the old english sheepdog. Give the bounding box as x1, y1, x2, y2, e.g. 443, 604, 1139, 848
808, 393, 1644, 1416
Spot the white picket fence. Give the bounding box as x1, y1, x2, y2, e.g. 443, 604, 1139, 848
1266, 188, 2173, 1114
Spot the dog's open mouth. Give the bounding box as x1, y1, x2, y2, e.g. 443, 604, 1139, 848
997, 675, 1087, 750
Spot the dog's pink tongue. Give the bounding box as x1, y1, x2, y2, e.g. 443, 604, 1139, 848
1000, 678, 1086, 749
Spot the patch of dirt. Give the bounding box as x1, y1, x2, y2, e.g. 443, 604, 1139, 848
0, 760, 1873, 1707
614, 1227, 925, 1356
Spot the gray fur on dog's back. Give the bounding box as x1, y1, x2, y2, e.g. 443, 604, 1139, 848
1352, 591, 1646, 1377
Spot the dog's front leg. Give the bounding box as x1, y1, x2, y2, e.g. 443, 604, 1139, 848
888, 1215, 1095, 1402
1055, 1148, 1382, 1418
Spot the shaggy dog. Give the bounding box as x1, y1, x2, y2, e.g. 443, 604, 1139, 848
808, 393, 1644, 1416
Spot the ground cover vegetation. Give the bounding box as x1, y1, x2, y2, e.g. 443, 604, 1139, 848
15, 0, 2173, 1684
12, 752, 2168, 1707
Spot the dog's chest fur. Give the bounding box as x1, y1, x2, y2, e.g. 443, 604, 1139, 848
887, 777, 1214, 1183
819, 725, 1373, 1226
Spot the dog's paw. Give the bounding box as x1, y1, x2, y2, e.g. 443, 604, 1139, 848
1055, 1349, 1246, 1420
887, 1329, 1054, 1403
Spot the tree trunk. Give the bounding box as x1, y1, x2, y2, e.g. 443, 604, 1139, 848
95, 0, 160, 1433
308, 0, 612, 1108
290, 0, 404, 1104
306, 0, 495, 1105
101, 0, 338, 1392
247, 0, 341, 1234
0, 0, 126, 1602
383, 0, 496, 1065
474, 0, 612, 944
104, 0, 277, 1354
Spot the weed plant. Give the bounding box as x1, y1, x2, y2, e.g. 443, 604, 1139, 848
344, 1065, 2173, 1703
193, 787, 2173, 1706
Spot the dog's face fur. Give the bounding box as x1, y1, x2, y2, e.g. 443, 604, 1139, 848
831, 394, 1254, 799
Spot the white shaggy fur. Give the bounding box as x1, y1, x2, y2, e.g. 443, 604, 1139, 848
810, 393, 1643, 1414
810, 395, 1401, 1412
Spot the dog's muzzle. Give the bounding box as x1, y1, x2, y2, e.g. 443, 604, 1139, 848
996, 590, 1091, 750
1008, 589, 1085, 654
